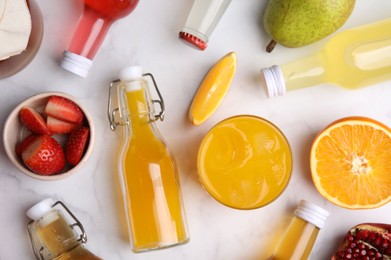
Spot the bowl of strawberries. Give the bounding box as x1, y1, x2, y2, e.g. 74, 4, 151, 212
3, 92, 95, 180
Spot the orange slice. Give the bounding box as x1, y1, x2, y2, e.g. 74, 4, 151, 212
310, 116, 391, 209
188, 52, 236, 125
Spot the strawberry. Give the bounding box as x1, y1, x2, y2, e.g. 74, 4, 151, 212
15, 134, 37, 156
64, 126, 90, 166
45, 95, 84, 124
22, 134, 65, 175
47, 116, 78, 134
20, 107, 51, 134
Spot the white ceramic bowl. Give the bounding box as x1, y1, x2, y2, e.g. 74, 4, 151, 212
3, 92, 95, 181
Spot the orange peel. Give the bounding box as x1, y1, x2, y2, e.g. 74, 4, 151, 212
188, 52, 236, 125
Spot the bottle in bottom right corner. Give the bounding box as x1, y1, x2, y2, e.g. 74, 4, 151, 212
261, 18, 391, 98
267, 200, 329, 260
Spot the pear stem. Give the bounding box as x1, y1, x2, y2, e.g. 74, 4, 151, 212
266, 40, 277, 53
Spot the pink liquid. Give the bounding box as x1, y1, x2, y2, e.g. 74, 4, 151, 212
67, 0, 139, 59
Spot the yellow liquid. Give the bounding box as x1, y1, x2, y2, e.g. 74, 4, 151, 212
120, 85, 188, 251
197, 115, 292, 209
55, 246, 101, 260
269, 217, 319, 260
35, 211, 77, 256
282, 18, 391, 91
34, 211, 101, 260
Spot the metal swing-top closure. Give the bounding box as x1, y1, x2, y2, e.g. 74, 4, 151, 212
107, 69, 165, 131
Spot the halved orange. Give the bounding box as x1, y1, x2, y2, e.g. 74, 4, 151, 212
310, 116, 391, 209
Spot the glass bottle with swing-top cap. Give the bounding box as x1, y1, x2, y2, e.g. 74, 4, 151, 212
107, 66, 189, 252
26, 198, 101, 260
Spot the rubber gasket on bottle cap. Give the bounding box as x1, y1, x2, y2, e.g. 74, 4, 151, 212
179, 31, 207, 50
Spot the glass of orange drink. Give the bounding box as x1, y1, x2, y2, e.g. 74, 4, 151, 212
197, 115, 292, 209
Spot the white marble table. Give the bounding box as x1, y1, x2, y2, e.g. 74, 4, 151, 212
1, 1, 391, 259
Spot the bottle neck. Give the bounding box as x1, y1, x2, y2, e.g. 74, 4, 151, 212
262, 52, 326, 97
282, 52, 327, 91
122, 81, 155, 133
35, 211, 80, 257
67, 6, 113, 59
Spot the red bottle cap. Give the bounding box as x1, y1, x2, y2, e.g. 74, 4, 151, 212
179, 31, 207, 50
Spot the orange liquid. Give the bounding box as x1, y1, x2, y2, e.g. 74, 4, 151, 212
68, 0, 139, 59
120, 84, 188, 252
198, 115, 292, 209
269, 217, 319, 260
33, 211, 101, 259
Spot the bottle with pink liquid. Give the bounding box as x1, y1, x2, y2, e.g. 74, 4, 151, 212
60, 0, 139, 78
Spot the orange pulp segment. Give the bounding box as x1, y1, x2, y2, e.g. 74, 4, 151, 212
310, 117, 391, 209
188, 52, 236, 125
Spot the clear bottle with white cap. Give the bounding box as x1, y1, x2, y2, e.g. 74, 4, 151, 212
260, 18, 391, 98
179, 0, 232, 50
267, 200, 329, 260
107, 66, 189, 252
26, 198, 101, 260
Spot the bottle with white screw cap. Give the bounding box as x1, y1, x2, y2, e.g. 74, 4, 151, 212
260, 18, 391, 98
26, 198, 101, 260
267, 200, 329, 260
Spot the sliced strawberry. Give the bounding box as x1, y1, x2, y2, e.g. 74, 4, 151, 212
64, 126, 90, 166
20, 107, 51, 134
22, 134, 65, 175
15, 134, 37, 156
45, 95, 84, 124
47, 116, 78, 134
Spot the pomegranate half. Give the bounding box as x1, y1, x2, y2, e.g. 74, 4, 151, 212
332, 223, 391, 259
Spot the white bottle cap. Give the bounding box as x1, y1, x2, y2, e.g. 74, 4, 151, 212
118, 66, 143, 91
60, 51, 93, 78
118, 65, 143, 81
260, 65, 286, 98
294, 200, 329, 229
26, 198, 54, 221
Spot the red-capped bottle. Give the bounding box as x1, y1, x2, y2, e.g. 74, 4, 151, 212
179, 0, 232, 50
60, 0, 139, 78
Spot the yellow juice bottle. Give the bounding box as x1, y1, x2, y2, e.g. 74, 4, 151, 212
268, 200, 329, 260
197, 115, 292, 209
261, 18, 391, 97
108, 66, 189, 252
26, 199, 102, 260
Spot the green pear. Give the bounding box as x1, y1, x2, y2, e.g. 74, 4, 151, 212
263, 0, 355, 52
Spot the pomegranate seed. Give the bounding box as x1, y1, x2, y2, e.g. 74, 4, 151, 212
369, 232, 377, 241
361, 250, 367, 255
356, 229, 370, 239
374, 236, 382, 246
348, 235, 355, 241
381, 239, 389, 249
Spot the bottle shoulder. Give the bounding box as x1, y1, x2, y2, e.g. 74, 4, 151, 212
57, 244, 102, 260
